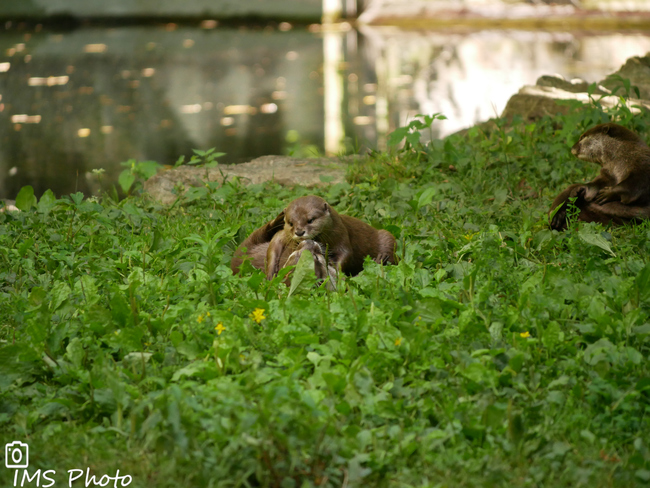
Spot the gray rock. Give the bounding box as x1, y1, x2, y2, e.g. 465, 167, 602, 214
501, 65, 650, 123
144, 155, 348, 205
598, 54, 650, 99
535, 75, 602, 94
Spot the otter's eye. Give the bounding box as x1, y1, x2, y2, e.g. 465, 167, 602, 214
307, 218, 315, 224
287, 221, 293, 227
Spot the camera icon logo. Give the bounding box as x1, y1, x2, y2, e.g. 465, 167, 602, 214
5, 441, 29, 469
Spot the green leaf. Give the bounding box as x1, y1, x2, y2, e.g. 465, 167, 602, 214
247, 272, 265, 293
37, 189, 57, 215
493, 188, 508, 207
70, 192, 84, 205
636, 470, 650, 482
632, 324, 650, 335
635, 264, 650, 301
15, 185, 37, 211
405, 131, 421, 147
580, 429, 596, 444
136, 161, 162, 180
387, 127, 409, 147
636, 378, 650, 392
288, 250, 317, 297
118, 170, 136, 193
417, 187, 436, 209
65, 338, 85, 368
578, 227, 615, 256
50, 282, 72, 311
542, 321, 563, 349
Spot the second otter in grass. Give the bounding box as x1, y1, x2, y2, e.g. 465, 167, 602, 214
550, 123, 650, 230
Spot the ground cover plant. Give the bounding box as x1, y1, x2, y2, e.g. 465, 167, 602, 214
1, 95, 650, 487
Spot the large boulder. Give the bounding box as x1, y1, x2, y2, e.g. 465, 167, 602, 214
599, 54, 650, 99
144, 155, 347, 205
501, 54, 650, 122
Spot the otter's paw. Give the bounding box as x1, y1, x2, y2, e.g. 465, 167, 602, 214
374, 253, 393, 265
550, 205, 567, 231
270, 210, 286, 228
593, 188, 615, 205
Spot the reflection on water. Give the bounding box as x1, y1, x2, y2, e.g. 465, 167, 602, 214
0, 22, 649, 199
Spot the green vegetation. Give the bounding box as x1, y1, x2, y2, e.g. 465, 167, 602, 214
2, 97, 650, 488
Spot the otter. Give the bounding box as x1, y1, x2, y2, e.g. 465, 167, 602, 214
266, 195, 396, 278
230, 211, 338, 287
550, 123, 650, 230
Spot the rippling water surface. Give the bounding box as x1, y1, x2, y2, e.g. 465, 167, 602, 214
1, 22, 649, 199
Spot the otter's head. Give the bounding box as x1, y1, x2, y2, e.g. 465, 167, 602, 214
571, 123, 643, 165
283, 196, 332, 242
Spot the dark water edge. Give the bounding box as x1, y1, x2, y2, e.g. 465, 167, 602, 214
0, 23, 336, 199
0, 0, 323, 24
1, 21, 649, 200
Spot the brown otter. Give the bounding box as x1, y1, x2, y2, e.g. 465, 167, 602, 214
230, 211, 338, 287
550, 123, 650, 230
266, 195, 396, 278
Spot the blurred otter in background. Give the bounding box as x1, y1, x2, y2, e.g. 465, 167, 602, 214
550, 123, 650, 230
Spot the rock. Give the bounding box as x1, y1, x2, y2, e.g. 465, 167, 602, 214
144, 155, 348, 205
535, 74, 601, 94
0, 200, 19, 213
598, 54, 650, 99
453, 56, 650, 136
500, 68, 650, 123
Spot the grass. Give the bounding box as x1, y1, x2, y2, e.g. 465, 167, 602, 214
1, 97, 650, 487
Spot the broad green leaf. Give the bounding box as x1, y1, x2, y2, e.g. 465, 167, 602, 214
417, 187, 436, 209
118, 170, 136, 193
387, 127, 408, 147
578, 227, 615, 256
542, 321, 563, 349
50, 282, 72, 311
137, 160, 162, 179
15, 185, 37, 211
288, 250, 317, 297
37, 189, 57, 215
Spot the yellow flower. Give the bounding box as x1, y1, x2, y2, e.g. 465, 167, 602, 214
207, 312, 211, 317
250, 308, 266, 324
215, 322, 226, 335
520, 331, 530, 338
197, 314, 205, 324
395, 337, 402, 346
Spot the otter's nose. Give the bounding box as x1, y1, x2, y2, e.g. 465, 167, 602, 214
295, 229, 305, 237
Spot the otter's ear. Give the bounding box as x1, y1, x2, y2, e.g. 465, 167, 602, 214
323, 203, 329, 212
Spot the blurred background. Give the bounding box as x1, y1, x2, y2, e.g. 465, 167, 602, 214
1, 0, 649, 199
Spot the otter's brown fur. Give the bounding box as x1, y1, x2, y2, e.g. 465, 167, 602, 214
550, 123, 650, 230
231, 211, 286, 274
266, 195, 396, 278
230, 212, 338, 287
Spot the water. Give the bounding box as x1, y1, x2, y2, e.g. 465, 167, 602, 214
1, 21, 649, 199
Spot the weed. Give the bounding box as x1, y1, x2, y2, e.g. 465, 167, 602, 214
1, 97, 650, 488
